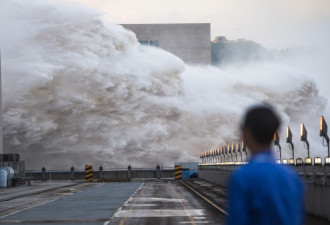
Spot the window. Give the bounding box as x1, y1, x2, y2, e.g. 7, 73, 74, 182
150, 40, 159, 47
139, 40, 148, 45
138, 40, 159, 47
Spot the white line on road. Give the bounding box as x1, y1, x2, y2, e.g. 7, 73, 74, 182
114, 209, 205, 218
104, 182, 145, 225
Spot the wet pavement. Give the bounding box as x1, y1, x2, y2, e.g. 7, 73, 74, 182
108, 180, 226, 225
1, 179, 327, 225
0, 182, 142, 225
0, 180, 226, 225
0, 181, 82, 202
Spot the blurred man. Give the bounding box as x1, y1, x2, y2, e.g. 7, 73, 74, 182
227, 105, 304, 225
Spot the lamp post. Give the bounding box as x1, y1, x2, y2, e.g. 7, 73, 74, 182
236, 142, 242, 162
320, 116, 330, 157
224, 145, 228, 162
213, 149, 217, 163
219, 146, 223, 163
242, 141, 247, 162
300, 123, 310, 158
274, 131, 281, 162
221, 146, 226, 163
227, 144, 232, 163
286, 127, 294, 165
217, 148, 221, 163
232, 143, 237, 162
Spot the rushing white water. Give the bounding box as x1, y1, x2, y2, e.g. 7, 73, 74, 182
0, 0, 328, 169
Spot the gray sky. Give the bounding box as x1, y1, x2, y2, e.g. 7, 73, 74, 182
63, 0, 330, 49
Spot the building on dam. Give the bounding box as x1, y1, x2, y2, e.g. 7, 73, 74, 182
121, 23, 211, 65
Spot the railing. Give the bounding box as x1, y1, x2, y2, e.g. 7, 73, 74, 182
199, 116, 330, 167
25, 166, 175, 181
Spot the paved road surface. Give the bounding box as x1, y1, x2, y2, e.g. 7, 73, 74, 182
0, 182, 142, 225
1, 179, 328, 225
108, 180, 225, 225
0, 180, 225, 225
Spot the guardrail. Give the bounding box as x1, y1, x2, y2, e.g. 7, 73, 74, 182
25, 166, 175, 181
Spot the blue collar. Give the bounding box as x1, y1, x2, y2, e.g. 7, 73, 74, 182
249, 150, 276, 164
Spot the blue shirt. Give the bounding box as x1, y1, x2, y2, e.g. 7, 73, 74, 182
227, 150, 305, 225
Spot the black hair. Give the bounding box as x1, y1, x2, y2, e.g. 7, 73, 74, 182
243, 105, 280, 144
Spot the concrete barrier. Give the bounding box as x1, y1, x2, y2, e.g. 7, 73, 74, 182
25, 167, 175, 181
198, 164, 330, 222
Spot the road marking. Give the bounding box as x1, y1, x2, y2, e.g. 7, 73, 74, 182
124, 203, 158, 207
0, 197, 64, 219
115, 209, 205, 217
0, 183, 103, 219
193, 217, 207, 220
169, 181, 198, 225
131, 197, 187, 202
180, 221, 209, 224
104, 182, 145, 225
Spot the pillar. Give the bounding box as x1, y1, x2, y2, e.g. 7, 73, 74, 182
156, 165, 161, 179
41, 167, 46, 181
127, 164, 132, 181
99, 165, 103, 179
70, 166, 74, 181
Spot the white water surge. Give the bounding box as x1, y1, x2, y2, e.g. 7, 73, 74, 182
0, 0, 328, 169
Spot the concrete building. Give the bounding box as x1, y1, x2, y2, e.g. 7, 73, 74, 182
122, 23, 211, 64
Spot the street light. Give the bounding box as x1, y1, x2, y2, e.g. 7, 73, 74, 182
296, 158, 303, 166
320, 116, 330, 157
224, 145, 228, 162
213, 149, 217, 163
236, 142, 242, 162
227, 144, 232, 164
232, 143, 237, 162
286, 127, 294, 163
314, 157, 322, 166
242, 141, 248, 162
216, 148, 220, 163
300, 123, 310, 158
219, 146, 224, 163
274, 131, 281, 161
282, 158, 288, 164
325, 156, 330, 165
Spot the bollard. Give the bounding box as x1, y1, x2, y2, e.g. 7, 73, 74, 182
70, 166, 75, 181
99, 165, 103, 180
41, 167, 46, 181
85, 165, 93, 182
174, 165, 182, 180
156, 165, 161, 179
127, 165, 132, 181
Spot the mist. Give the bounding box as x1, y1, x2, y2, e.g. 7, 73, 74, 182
0, 0, 328, 169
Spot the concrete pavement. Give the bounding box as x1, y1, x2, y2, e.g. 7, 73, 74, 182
108, 180, 226, 225
0, 182, 142, 225
0, 180, 226, 225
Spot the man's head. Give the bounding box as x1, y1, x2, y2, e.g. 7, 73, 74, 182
242, 105, 280, 154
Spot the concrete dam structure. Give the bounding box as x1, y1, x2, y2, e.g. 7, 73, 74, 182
122, 23, 211, 64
